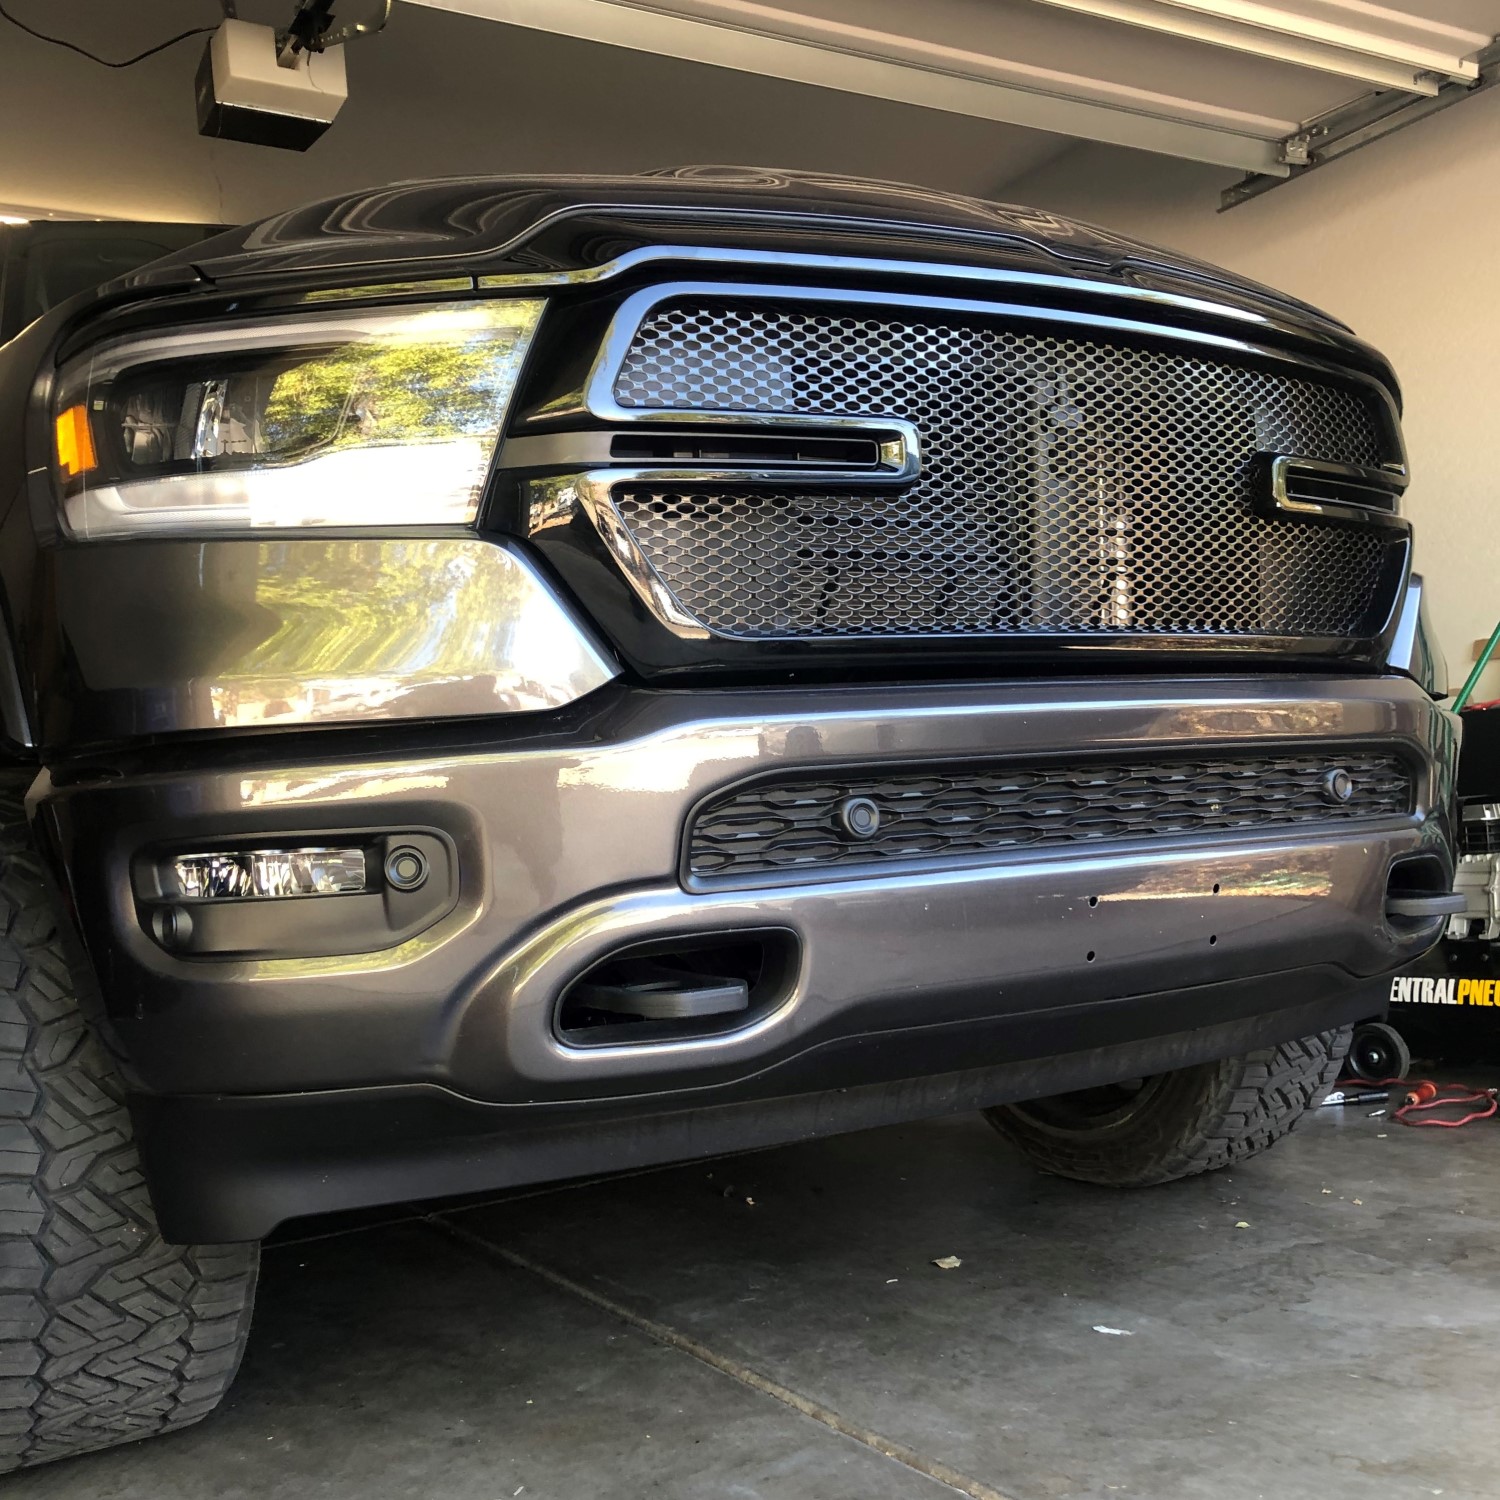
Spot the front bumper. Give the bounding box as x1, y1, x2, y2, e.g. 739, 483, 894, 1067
33, 672, 1456, 1239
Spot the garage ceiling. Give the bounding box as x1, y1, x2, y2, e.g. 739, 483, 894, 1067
0, 0, 1494, 223
412, 0, 1499, 177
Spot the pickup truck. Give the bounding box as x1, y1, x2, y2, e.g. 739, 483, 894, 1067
0, 168, 1457, 1472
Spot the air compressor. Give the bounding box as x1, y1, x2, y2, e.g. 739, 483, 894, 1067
1347, 623, 1500, 1081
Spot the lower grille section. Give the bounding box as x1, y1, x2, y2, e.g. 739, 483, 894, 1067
616, 488, 1388, 640
687, 750, 1413, 884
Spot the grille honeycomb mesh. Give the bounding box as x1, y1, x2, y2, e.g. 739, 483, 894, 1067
613, 302, 1393, 640
688, 751, 1413, 883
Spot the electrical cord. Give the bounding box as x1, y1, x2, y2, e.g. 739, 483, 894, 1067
0, 1, 221, 68
1361, 1075, 1500, 1129
1393, 1079, 1499, 1129
1, 1, 389, 68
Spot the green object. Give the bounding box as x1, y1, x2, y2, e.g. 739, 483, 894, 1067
1454, 618, 1500, 711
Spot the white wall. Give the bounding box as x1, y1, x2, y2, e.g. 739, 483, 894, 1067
1004, 88, 1500, 700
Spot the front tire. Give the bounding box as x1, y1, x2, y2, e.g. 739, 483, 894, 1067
984, 1028, 1351, 1187
0, 777, 258, 1474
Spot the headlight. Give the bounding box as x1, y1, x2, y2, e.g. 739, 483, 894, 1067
52, 298, 544, 539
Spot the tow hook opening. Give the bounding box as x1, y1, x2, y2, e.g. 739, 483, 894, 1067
556, 929, 798, 1047
1384, 854, 1464, 931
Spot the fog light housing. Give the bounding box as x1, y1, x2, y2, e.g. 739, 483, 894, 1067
171, 847, 368, 900
138, 831, 456, 959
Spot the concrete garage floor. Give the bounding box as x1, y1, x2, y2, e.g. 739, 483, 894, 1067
12, 1080, 1500, 1500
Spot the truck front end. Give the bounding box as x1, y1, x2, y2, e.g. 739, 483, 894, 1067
0, 172, 1457, 1247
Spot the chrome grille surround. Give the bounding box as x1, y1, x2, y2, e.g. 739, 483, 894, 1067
605, 295, 1400, 642
687, 750, 1414, 885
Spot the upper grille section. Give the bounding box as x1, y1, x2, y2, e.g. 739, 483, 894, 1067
611, 300, 1395, 641
688, 750, 1413, 884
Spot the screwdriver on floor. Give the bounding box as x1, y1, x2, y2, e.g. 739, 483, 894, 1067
1318, 1087, 1394, 1107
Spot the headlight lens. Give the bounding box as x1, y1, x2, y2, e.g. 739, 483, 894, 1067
52, 298, 544, 539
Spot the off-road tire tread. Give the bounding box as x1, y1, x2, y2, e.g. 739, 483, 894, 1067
0, 774, 257, 1474
985, 1027, 1351, 1187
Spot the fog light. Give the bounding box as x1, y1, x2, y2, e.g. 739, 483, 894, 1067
171, 848, 367, 900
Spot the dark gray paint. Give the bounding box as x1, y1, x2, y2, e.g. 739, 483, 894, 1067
35, 672, 1454, 1103
121, 168, 1359, 339
36, 536, 617, 743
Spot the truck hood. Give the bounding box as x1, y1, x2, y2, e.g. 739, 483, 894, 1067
124, 166, 1355, 341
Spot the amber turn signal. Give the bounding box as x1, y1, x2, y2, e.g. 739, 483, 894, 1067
54, 404, 97, 478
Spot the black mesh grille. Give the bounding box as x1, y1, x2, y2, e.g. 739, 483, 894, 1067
687, 751, 1413, 883
613, 302, 1394, 641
